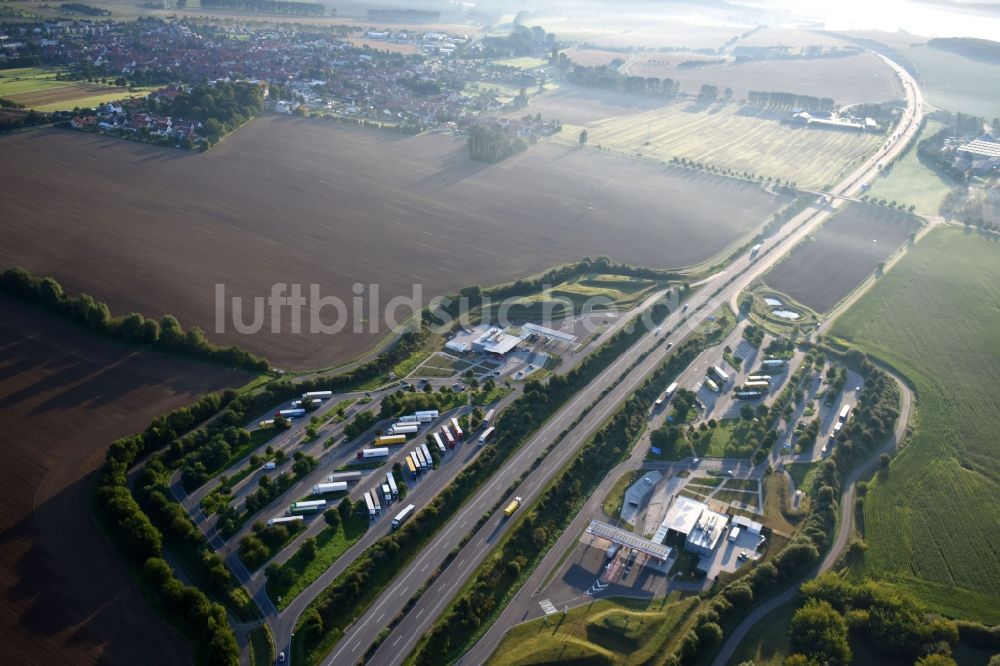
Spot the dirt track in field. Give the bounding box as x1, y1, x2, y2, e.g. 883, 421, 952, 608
0, 296, 252, 666
0, 116, 785, 369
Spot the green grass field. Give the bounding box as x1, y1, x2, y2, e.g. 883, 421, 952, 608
562, 102, 880, 189
830, 226, 1000, 624
867, 119, 957, 216
493, 56, 549, 69
0, 66, 149, 112
898, 45, 1000, 119
485, 594, 698, 666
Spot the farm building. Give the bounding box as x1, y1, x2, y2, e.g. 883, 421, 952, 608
472, 327, 523, 357
957, 137, 1000, 160
790, 111, 871, 132
522, 322, 577, 343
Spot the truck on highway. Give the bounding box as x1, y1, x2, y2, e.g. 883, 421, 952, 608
479, 426, 496, 445
357, 447, 389, 460
711, 366, 729, 384
302, 390, 333, 401
704, 377, 721, 393
405, 455, 418, 479
389, 423, 419, 436
484, 408, 496, 425
392, 504, 416, 529
656, 381, 680, 406
327, 471, 362, 484
420, 443, 433, 468
287, 500, 326, 515
276, 408, 306, 418
416, 410, 439, 423
385, 471, 398, 498
432, 432, 446, 454
749, 243, 762, 260
451, 417, 464, 440
363, 491, 376, 519
311, 481, 348, 495
839, 404, 851, 422
503, 496, 522, 518
264, 461, 277, 470
267, 515, 304, 527
375, 434, 407, 446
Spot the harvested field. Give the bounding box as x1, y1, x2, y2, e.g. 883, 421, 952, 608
0, 116, 785, 369
564, 99, 882, 189
831, 228, 1000, 623
626, 53, 903, 106
896, 44, 1000, 119
0, 67, 144, 112
762, 203, 920, 313
0, 295, 252, 665
518, 84, 665, 125
562, 47, 625, 68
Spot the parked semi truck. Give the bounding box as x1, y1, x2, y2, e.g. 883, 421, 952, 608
704, 377, 720, 393
385, 472, 398, 498
370, 488, 381, 514
735, 391, 762, 400
413, 448, 427, 470
839, 404, 851, 422
503, 496, 522, 518
363, 491, 376, 519
327, 471, 362, 483
416, 410, 439, 423
405, 455, 418, 479
742, 381, 770, 390
276, 408, 306, 418
451, 417, 464, 440
258, 419, 275, 428
287, 500, 326, 515
746, 375, 771, 383
432, 432, 446, 454
711, 366, 729, 384
311, 481, 348, 495
302, 390, 333, 401
479, 426, 496, 445
267, 515, 304, 527
375, 434, 407, 446
392, 504, 416, 529
389, 423, 419, 436
420, 443, 433, 467
398, 414, 420, 424
761, 358, 787, 369
441, 426, 455, 448
357, 447, 389, 460
484, 408, 495, 425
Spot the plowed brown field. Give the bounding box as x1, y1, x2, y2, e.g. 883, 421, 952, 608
0, 117, 785, 369
0, 296, 252, 665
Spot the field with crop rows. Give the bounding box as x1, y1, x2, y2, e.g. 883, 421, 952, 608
0, 115, 785, 370
763, 203, 921, 313
0, 296, 251, 665
831, 227, 1000, 624
562, 101, 881, 189
627, 52, 902, 106
0, 67, 146, 111
867, 119, 957, 216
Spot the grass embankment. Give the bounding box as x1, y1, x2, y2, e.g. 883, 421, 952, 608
830, 227, 1000, 624
267, 512, 369, 608
602, 470, 642, 518
486, 594, 700, 666
248, 626, 274, 666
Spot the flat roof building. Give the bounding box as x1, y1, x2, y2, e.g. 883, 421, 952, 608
655, 496, 705, 542
958, 138, 1000, 160
472, 327, 523, 356
686, 507, 729, 557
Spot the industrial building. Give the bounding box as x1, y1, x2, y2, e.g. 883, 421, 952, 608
621, 471, 663, 524
472, 327, 523, 357
652, 496, 730, 558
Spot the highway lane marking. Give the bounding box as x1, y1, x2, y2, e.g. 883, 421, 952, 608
392, 635, 402, 647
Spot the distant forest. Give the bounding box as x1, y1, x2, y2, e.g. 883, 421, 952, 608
367, 9, 440, 22
927, 37, 1000, 64
195, 0, 327, 15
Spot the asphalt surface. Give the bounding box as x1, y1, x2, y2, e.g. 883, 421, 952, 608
370, 51, 925, 666
710, 375, 912, 666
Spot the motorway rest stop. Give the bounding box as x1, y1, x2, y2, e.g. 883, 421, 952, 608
585, 520, 673, 571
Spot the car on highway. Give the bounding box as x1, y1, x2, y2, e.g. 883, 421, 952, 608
278, 651, 286, 663
691, 458, 700, 465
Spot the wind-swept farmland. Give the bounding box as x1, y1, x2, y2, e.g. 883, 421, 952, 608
0, 296, 252, 665
0, 116, 786, 369
562, 100, 882, 188
831, 228, 1000, 624
762, 203, 921, 313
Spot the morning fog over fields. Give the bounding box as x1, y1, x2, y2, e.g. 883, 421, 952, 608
1, 1, 999, 666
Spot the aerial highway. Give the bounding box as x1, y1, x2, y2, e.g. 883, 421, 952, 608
333, 51, 924, 666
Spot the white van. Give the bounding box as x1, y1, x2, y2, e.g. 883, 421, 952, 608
728, 526, 741, 543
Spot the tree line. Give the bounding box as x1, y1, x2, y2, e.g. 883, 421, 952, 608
1, 267, 269, 371
291, 300, 674, 662
467, 124, 529, 162
196, 0, 326, 15
747, 90, 836, 112
564, 63, 682, 98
